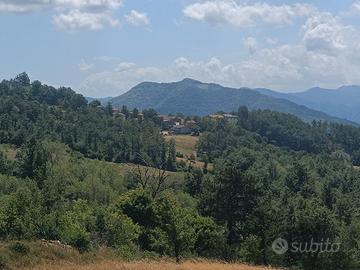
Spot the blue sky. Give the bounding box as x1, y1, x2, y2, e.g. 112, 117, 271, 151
1, 0, 360, 97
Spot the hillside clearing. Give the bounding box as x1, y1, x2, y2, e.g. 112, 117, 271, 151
165, 135, 199, 157
165, 135, 213, 170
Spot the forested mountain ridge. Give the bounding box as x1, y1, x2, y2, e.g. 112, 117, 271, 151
256, 85, 360, 124
108, 78, 355, 125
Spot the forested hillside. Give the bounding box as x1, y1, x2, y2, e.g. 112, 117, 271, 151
1, 74, 360, 270
0, 73, 174, 168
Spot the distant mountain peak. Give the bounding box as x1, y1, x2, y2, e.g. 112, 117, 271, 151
178, 78, 202, 85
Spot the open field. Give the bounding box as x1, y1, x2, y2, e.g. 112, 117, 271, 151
165, 135, 213, 170
29, 261, 277, 270
0, 241, 278, 270
165, 135, 199, 157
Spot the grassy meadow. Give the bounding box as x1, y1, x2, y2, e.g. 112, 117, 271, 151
30, 261, 277, 270
165, 135, 213, 170
0, 241, 278, 270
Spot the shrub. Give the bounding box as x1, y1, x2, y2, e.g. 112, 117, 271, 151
8, 242, 30, 255
0, 254, 7, 269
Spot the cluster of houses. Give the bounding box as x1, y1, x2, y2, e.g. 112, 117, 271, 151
111, 108, 144, 120
160, 113, 239, 135
110, 107, 238, 136
160, 115, 199, 135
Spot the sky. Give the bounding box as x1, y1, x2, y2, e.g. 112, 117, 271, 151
1, 0, 360, 97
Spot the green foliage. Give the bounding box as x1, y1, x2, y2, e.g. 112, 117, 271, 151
17, 138, 49, 188
166, 139, 177, 171
3, 75, 360, 269
238, 235, 263, 264
8, 242, 30, 255
0, 254, 7, 270
104, 212, 140, 249
57, 200, 94, 253
0, 185, 43, 239
192, 216, 225, 258
154, 194, 196, 262
0, 76, 170, 167
114, 189, 157, 228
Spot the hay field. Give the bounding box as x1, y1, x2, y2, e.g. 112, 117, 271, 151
28, 260, 277, 270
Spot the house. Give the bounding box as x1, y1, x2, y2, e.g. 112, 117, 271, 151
209, 113, 238, 121
160, 115, 185, 130
209, 114, 225, 120
223, 114, 238, 119
112, 109, 126, 119
185, 120, 197, 129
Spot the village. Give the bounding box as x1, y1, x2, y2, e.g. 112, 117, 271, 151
111, 107, 239, 135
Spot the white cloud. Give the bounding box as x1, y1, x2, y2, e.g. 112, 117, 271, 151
0, 0, 123, 13
53, 10, 119, 31
54, 0, 123, 11
78, 8, 360, 96
183, 0, 315, 28
125, 10, 150, 26
0, 0, 50, 13
79, 59, 95, 71
302, 13, 355, 53
353, 1, 360, 13
0, 0, 123, 31
115, 62, 137, 72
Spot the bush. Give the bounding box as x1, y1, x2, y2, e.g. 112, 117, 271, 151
117, 245, 141, 261
8, 242, 30, 255
104, 212, 140, 249
238, 235, 263, 264
0, 254, 7, 269
72, 230, 91, 253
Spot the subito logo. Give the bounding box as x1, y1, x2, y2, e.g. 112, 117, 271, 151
272, 238, 288, 255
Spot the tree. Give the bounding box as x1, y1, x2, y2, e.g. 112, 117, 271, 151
155, 194, 196, 263
132, 108, 139, 119
185, 167, 204, 197
105, 102, 113, 116
199, 149, 259, 246
0, 151, 11, 175
121, 105, 130, 119
166, 139, 177, 171
89, 100, 101, 107
17, 139, 49, 188
14, 72, 30, 86
104, 211, 140, 249
57, 200, 95, 253
192, 216, 226, 258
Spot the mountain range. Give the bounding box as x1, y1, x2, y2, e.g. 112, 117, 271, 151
103, 78, 357, 125
256, 86, 360, 124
